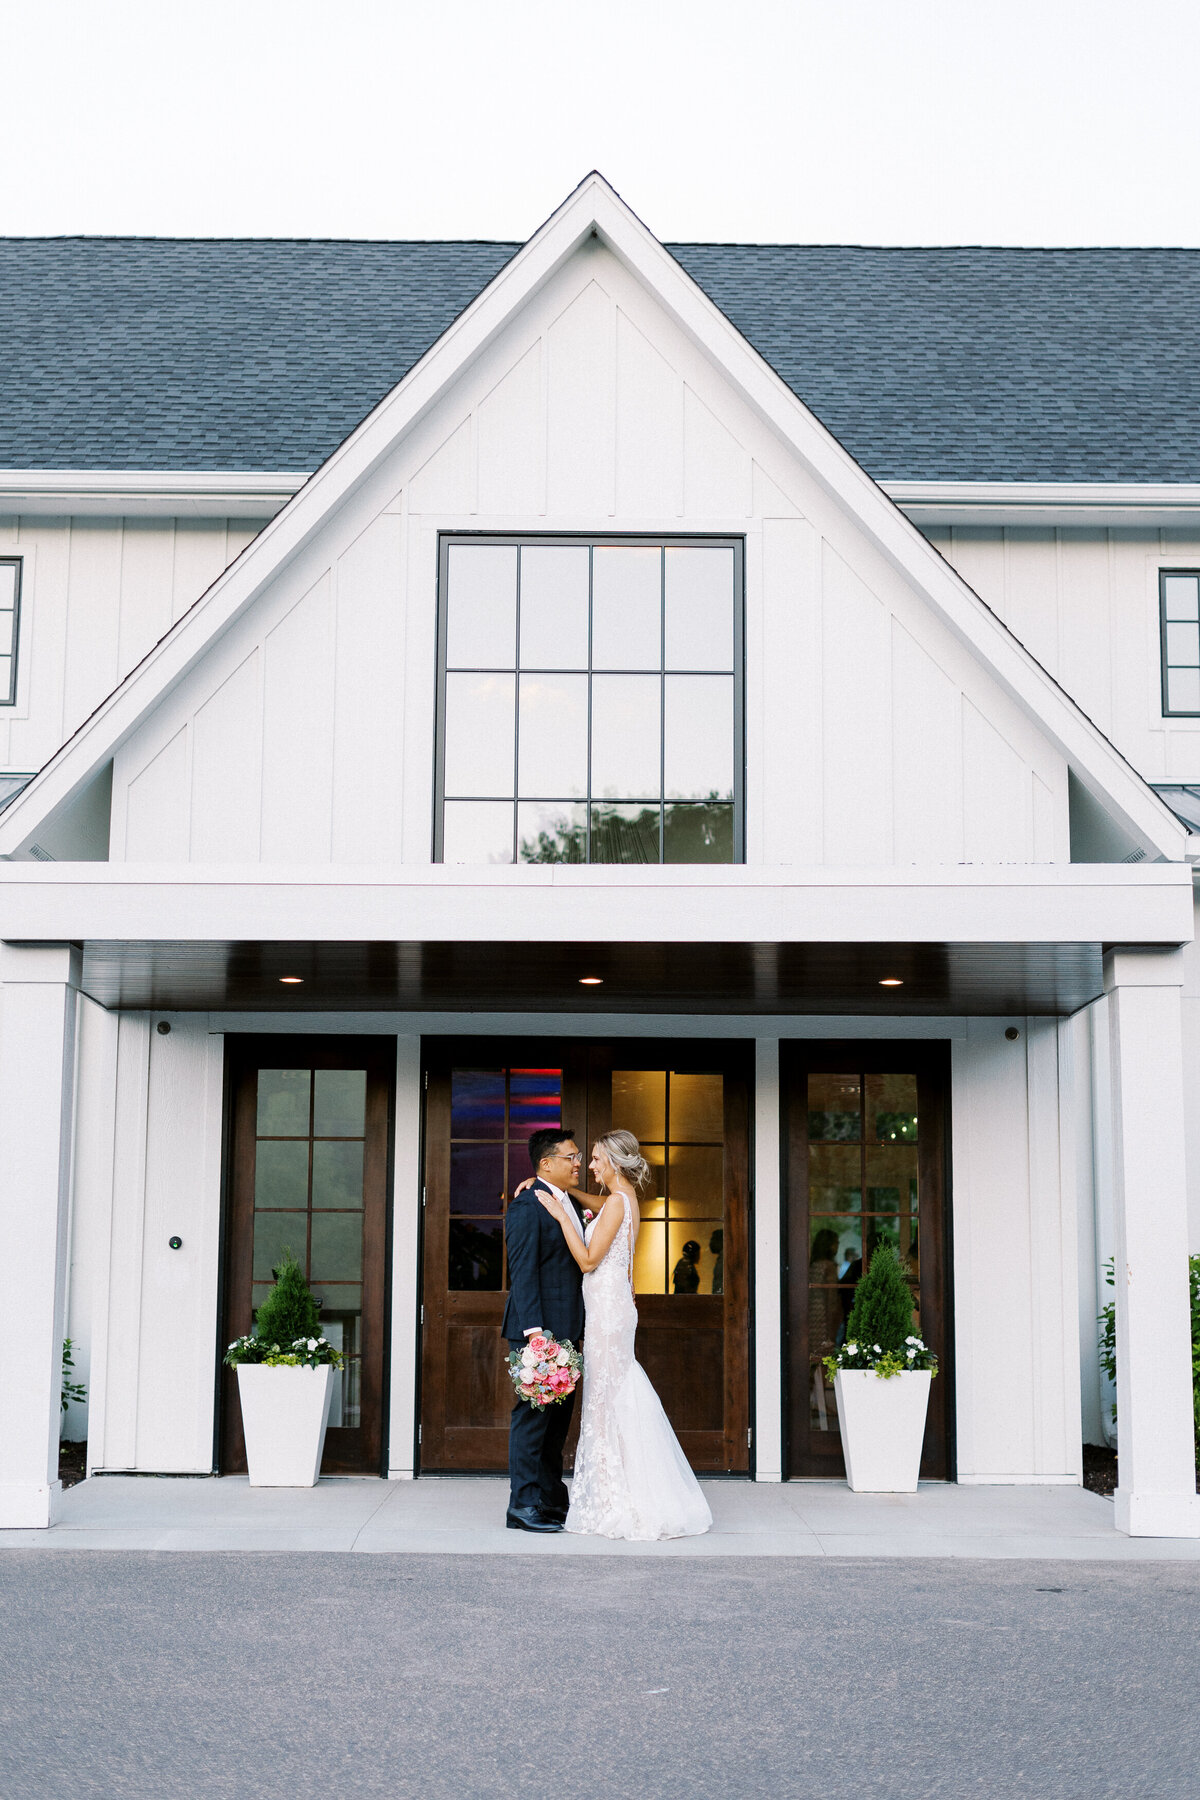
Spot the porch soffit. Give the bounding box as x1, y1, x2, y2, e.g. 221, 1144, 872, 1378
73, 938, 1103, 1016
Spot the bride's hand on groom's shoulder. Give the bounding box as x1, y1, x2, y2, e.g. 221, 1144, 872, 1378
511, 1176, 536, 1198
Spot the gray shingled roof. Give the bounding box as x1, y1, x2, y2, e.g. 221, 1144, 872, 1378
2, 237, 1198, 483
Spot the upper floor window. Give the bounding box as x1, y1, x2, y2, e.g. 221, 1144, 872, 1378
435, 536, 743, 864
1160, 570, 1200, 715
0, 559, 21, 705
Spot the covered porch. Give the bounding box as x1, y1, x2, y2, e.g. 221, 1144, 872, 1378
3, 861, 1199, 1538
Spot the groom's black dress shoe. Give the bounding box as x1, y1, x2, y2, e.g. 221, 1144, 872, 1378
541, 1506, 568, 1525
506, 1504, 563, 1533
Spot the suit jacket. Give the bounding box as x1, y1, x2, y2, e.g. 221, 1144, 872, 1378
501, 1179, 586, 1345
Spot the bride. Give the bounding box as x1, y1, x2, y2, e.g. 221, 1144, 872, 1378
519, 1128, 711, 1542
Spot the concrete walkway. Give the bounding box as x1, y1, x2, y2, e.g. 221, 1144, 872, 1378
5, 1473, 1200, 1556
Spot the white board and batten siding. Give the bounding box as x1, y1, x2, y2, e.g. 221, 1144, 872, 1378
931, 525, 1200, 785
0, 516, 266, 779
109, 239, 1070, 869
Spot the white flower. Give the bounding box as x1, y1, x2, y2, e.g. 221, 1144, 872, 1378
873, 1344, 882, 1354
307, 1338, 318, 1351
905, 1335, 918, 1346
907, 1347, 915, 1358
555, 1347, 568, 1365
846, 1343, 858, 1355
521, 1348, 537, 1368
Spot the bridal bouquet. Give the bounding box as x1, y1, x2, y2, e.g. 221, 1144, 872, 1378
507, 1333, 582, 1409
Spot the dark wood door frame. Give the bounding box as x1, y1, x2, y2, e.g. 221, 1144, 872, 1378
781, 1039, 954, 1481
218, 1034, 396, 1477
418, 1035, 754, 1476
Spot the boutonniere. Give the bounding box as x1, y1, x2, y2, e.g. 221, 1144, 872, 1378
582, 1208, 595, 1223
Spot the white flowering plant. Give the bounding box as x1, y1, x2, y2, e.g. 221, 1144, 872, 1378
823, 1334, 938, 1383
224, 1334, 344, 1370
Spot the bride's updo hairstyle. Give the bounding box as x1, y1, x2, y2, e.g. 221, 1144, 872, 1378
594, 1129, 651, 1192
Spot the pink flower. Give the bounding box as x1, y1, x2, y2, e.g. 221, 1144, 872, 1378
583, 1210, 595, 1223
528, 1334, 548, 1355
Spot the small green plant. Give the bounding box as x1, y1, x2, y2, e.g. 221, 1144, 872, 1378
823, 1244, 938, 1381
224, 1250, 343, 1369
254, 1249, 322, 1344
1099, 1254, 1200, 1459
61, 1338, 86, 1413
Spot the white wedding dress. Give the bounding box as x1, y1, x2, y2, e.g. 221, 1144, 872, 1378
566, 1194, 712, 1542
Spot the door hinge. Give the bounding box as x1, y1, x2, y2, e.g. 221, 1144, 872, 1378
420, 1305, 425, 1325
424, 1070, 429, 1089
417, 1424, 422, 1444
747, 1427, 753, 1449
422, 1186, 427, 1207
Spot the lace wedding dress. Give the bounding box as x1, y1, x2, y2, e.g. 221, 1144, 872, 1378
566, 1194, 712, 1542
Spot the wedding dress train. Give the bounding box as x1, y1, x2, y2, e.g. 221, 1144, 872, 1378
566, 1194, 712, 1542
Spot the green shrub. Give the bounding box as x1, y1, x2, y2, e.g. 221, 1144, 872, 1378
61, 1338, 86, 1413
253, 1250, 322, 1347
845, 1244, 916, 1356
1098, 1254, 1200, 1460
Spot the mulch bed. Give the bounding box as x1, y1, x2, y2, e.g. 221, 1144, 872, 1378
58, 1440, 87, 1489
1082, 1442, 1118, 1497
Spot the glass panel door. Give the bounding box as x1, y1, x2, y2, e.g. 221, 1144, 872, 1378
785, 1043, 950, 1480
221, 1037, 393, 1476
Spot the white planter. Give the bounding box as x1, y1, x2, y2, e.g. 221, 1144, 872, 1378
835, 1369, 932, 1493
237, 1364, 334, 1487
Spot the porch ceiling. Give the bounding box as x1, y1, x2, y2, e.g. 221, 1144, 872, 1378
75, 938, 1104, 1015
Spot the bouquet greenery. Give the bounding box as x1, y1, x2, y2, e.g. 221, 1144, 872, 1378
223, 1250, 344, 1370
823, 1244, 938, 1383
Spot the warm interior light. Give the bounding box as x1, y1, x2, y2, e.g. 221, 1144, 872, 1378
879, 977, 904, 987
579, 976, 604, 985
279, 975, 304, 984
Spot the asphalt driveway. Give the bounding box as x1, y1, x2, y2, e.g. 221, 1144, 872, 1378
2, 1552, 1197, 1799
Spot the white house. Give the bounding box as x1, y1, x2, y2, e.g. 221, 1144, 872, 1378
2, 174, 1199, 1536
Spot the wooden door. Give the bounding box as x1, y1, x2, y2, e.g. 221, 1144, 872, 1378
419, 1037, 751, 1475
783, 1041, 952, 1480
220, 1036, 394, 1476
419, 1041, 589, 1471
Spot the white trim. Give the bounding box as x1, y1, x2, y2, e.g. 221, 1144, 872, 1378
0, 470, 306, 520
0, 175, 1187, 863
0, 861, 1190, 947
885, 481, 1200, 529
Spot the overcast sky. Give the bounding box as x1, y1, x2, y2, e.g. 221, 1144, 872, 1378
4, 0, 1199, 245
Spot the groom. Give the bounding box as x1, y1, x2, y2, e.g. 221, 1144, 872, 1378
501, 1127, 586, 1532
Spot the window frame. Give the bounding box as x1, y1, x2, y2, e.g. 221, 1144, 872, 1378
1159, 567, 1200, 718
432, 532, 746, 865
0, 557, 23, 708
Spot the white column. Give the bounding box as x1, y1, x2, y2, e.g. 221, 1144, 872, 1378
753, 1038, 783, 1480
1104, 949, 1200, 1537
0, 943, 81, 1528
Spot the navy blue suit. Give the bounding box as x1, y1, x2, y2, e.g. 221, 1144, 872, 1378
503, 1180, 585, 1512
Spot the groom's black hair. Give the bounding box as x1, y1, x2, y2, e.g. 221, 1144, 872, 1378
529, 1127, 576, 1171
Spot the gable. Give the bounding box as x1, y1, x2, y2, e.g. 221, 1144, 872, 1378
0, 177, 1183, 868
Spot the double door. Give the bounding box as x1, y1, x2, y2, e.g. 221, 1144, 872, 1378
419, 1038, 752, 1473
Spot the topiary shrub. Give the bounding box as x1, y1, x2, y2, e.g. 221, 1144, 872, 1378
824, 1245, 937, 1381
252, 1250, 322, 1348
845, 1243, 916, 1355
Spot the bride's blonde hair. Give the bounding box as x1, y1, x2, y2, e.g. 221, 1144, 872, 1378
594, 1129, 651, 1192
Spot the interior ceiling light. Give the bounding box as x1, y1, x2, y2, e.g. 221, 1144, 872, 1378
579, 976, 604, 985
879, 977, 904, 987
279, 975, 304, 984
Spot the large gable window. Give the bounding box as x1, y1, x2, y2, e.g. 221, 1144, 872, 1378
435, 536, 743, 864
1160, 569, 1200, 716
0, 559, 21, 705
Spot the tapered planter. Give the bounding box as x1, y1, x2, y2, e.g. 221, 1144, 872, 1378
237, 1364, 334, 1487
835, 1369, 932, 1493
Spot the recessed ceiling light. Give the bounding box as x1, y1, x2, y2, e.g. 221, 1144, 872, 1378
879, 977, 904, 987
579, 976, 604, 985
279, 975, 304, 985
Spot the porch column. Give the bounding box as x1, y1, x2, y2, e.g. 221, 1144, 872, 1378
0, 942, 81, 1528
1104, 949, 1200, 1537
